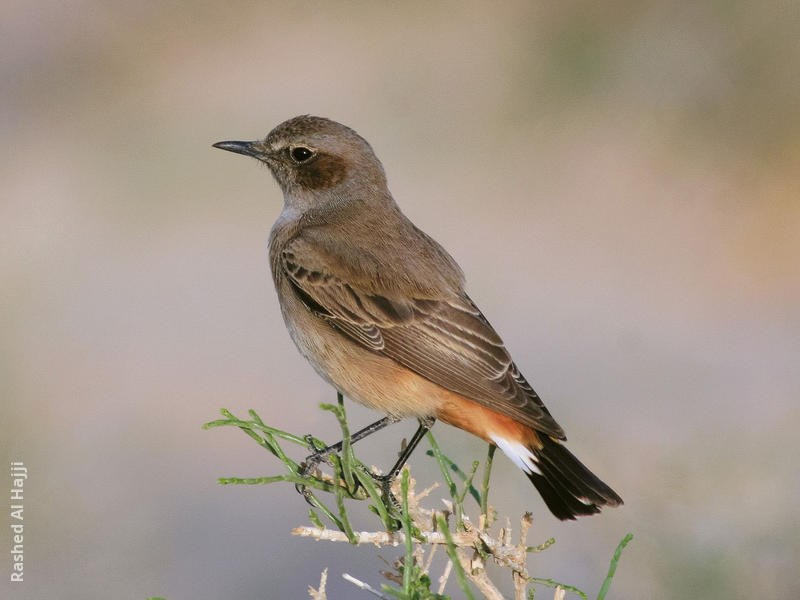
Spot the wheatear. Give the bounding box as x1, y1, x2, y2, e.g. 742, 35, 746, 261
213, 116, 622, 519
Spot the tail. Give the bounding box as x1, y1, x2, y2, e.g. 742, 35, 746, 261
491, 433, 623, 520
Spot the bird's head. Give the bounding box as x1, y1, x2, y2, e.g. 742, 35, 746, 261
213, 115, 387, 207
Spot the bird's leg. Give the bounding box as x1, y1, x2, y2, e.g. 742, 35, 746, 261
372, 416, 436, 505
295, 415, 400, 501
299, 415, 401, 473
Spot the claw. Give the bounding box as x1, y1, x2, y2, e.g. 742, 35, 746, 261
295, 434, 329, 504
298, 437, 332, 480
294, 481, 314, 504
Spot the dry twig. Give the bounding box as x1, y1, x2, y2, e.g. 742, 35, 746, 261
308, 568, 327, 600
294, 469, 542, 598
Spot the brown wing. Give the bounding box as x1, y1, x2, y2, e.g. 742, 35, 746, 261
281, 237, 566, 439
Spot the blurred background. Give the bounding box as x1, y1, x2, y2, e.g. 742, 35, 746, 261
2, 1, 798, 598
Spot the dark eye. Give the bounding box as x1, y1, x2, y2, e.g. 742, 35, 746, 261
290, 146, 314, 163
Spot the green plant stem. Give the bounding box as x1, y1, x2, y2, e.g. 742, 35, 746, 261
424, 448, 482, 506
528, 577, 587, 599
400, 469, 414, 595
247, 409, 299, 467
354, 467, 398, 532
308, 509, 324, 529
429, 433, 467, 529
306, 490, 346, 532
437, 515, 476, 600
203, 408, 312, 447
527, 537, 556, 553
426, 432, 457, 496
321, 393, 356, 491
480, 444, 496, 528
217, 474, 332, 489
596, 533, 633, 600
456, 460, 480, 502
332, 458, 358, 544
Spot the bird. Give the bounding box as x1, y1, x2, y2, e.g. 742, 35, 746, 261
213, 115, 622, 520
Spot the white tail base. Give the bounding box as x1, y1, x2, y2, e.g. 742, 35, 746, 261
490, 434, 542, 476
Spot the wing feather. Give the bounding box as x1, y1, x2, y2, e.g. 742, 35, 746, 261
281, 237, 565, 439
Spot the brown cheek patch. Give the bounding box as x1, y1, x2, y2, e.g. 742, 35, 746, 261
297, 153, 348, 190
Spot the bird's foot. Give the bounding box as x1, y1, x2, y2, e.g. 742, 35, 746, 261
368, 472, 402, 515
295, 434, 335, 504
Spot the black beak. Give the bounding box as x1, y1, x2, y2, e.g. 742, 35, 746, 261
212, 140, 259, 157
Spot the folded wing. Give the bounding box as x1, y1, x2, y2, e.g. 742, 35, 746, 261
281, 235, 566, 439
